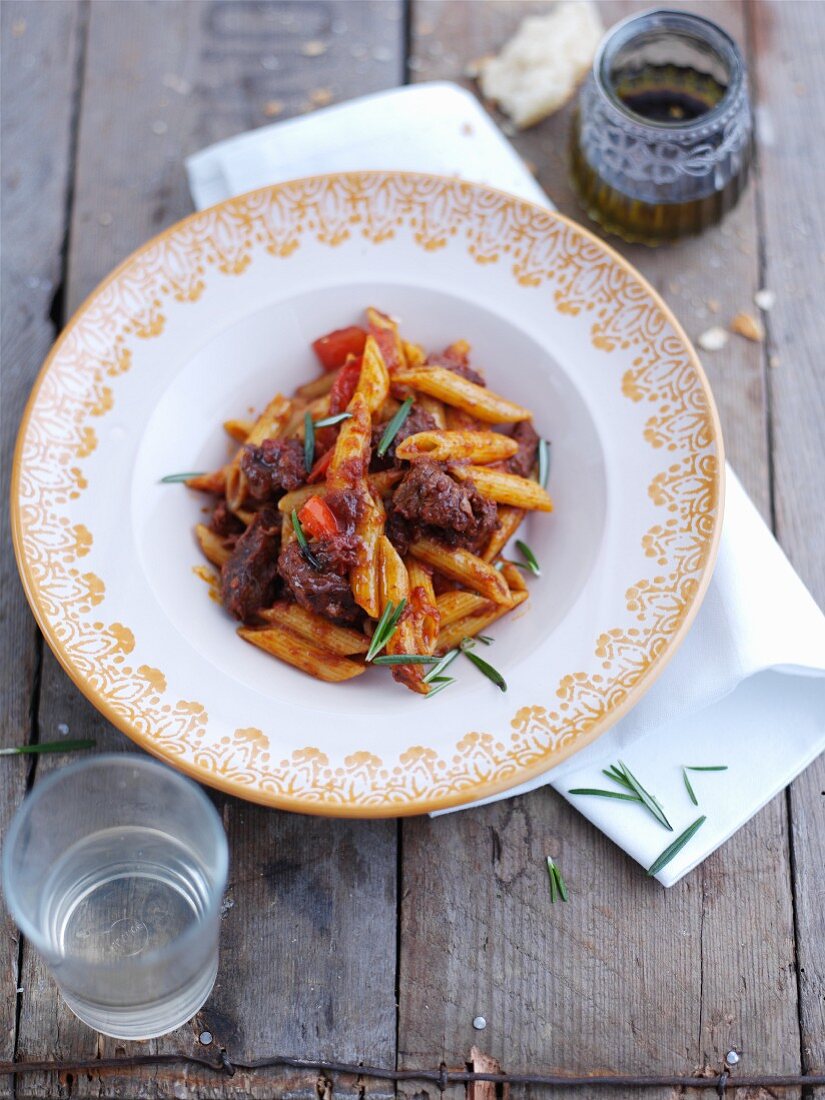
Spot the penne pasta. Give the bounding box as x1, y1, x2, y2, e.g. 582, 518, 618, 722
259, 603, 369, 655
402, 340, 427, 368
409, 538, 512, 606
500, 560, 528, 593
186, 469, 226, 495
436, 590, 528, 653
482, 506, 526, 561
378, 537, 428, 694
277, 469, 402, 514
444, 405, 480, 432
353, 335, 390, 414
226, 393, 292, 508
392, 366, 531, 424
238, 625, 365, 682
351, 487, 384, 619
415, 393, 447, 429
406, 558, 440, 655
223, 418, 254, 442
451, 465, 553, 512
327, 392, 371, 490
395, 429, 519, 464
195, 523, 231, 568
367, 307, 405, 373
435, 590, 492, 628
296, 369, 339, 400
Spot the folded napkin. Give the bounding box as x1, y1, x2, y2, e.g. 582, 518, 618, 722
186, 82, 825, 885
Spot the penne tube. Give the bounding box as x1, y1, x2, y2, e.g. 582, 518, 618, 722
444, 405, 480, 432
353, 335, 390, 414
223, 418, 254, 442
186, 469, 226, 495
296, 369, 339, 400
391, 366, 531, 424
378, 396, 401, 422
281, 512, 295, 545
277, 469, 403, 514
409, 538, 512, 606
367, 307, 405, 372
482, 506, 526, 561
436, 590, 528, 653
395, 429, 519, 464
226, 393, 292, 508
402, 341, 427, 368
327, 392, 371, 490
500, 560, 528, 593
259, 603, 369, 655
351, 488, 384, 620
450, 465, 553, 511
281, 400, 312, 441
435, 590, 492, 628
195, 523, 231, 568
415, 394, 447, 429
406, 558, 440, 655
378, 537, 427, 694
238, 625, 365, 682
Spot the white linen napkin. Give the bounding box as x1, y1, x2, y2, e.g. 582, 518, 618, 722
186, 82, 825, 885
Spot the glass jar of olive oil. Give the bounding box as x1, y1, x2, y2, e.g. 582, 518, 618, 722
570, 9, 753, 245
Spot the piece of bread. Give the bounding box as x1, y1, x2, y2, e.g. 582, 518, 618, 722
479, 1, 603, 129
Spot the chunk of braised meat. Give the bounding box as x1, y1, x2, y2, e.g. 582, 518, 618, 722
210, 499, 245, 539
221, 507, 282, 623
240, 437, 306, 502
391, 460, 498, 551
278, 540, 361, 624
385, 508, 412, 558
508, 420, 540, 478
426, 342, 486, 387
370, 403, 437, 469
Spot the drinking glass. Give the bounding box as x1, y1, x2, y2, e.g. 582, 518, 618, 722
2, 754, 228, 1040
570, 8, 753, 243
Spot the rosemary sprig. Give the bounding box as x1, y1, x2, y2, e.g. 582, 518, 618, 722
303, 411, 315, 473
422, 648, 460, 684
365, 599, 407, 662
538, 438, 551, 489
568, 788, 643, 802
477, 634, 493, 645
424, 677, 455, 699
313, 412, 352, 429
546, 856, 568, 902
515, 540, 541, 576
376, 397, 414, 457
0, 739, 96, 757
460, 637, 506, 692
372, 654, 439, 666
160, 471, 205, 483
647, 816, 706, 876
616, 760, 672, 831
290, 508, 321, 569
682, 768, 698, 806
685, 765, 728, 772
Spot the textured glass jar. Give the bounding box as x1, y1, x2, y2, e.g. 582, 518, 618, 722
570, 9, 753, 245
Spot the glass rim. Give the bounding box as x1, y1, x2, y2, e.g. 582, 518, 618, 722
1, 753, 228, 969
593, 7, 745, 133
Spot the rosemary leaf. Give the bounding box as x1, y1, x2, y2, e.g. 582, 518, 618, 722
547, 857, 558, 903
303, 411, 315, 473
461, 646, 507, 692
160, 472, 205, 483
685, 765, 728, 772
365, 598, 407, 663
477, 634, 494, 645
647, 816, 707, 877
290, 509, 321, 570
424, 677, 455, 699
567, 788, 644, 802
546, 857, 568, 903
0, 739, 96, 757
515, 539, 541, 576
682, 768, 698, 806
376, 397, 414, 457
372, 654, 439, 666
618, 760, 672, 831
313, 412, 352, 429
422, 648, 460, 684
602, 766, 635, 793
538, 438, 551, 489
553, 863, 569, 903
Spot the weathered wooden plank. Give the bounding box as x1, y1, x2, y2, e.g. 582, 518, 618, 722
400, 3, 799, 1095
16, 2, 403, 1096
750, 0, 825, 1080
0, 2, 86, 1092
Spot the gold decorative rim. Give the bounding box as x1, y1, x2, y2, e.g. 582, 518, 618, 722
11, 171, 724, 817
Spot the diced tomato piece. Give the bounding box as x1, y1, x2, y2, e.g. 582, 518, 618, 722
328, 355, 362, 415
298, 495, 340, 539
312, 326, 367, 371
307, 447, 333, 484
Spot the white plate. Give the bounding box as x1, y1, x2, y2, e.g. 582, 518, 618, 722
12, 172, 724, 816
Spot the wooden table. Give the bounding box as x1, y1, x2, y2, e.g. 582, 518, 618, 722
2, 2, 823, 1097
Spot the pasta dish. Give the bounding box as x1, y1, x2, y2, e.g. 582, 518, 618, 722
177, 309, 552, 695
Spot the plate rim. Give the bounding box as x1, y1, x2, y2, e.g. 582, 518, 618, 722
10, 170, 726, 816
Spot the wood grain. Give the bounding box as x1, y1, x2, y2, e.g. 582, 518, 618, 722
751, 0, 825, 1079
13, 2, 403, 1096
0, 2, 86, 1092
399, 3, 800, 1096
